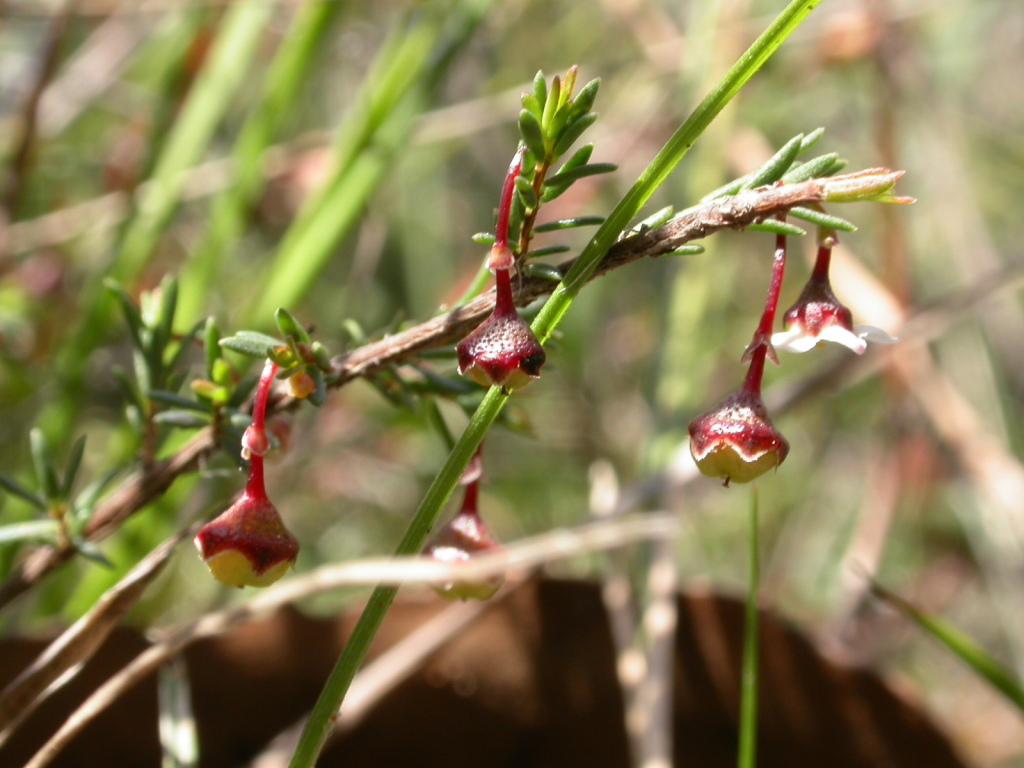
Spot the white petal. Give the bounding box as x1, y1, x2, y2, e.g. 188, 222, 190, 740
817, 324, 868, 354
770, 328, 820, 354
855, 325, 898, 345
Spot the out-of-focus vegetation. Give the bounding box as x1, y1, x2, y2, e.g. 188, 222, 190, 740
1, 0, 1023, 765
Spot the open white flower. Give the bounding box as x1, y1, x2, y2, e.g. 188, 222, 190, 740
772, 244, 897, 355
772, 319, 896, 355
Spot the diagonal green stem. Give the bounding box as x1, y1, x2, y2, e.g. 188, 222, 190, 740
286, 2, 824, 766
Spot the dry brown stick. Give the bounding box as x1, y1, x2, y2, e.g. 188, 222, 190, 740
0, 176, 845, 611
19, 513, 678, 768
0, 527, 191, 745
2, 0, 75, 218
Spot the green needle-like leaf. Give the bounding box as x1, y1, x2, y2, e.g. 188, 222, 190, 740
782, 152, 841, 183
60, 436, 87, 501
30, 429, 61, 504
544, 162, 618, 189
743, 133, 804, 188
518, 108, 547, 160
788, 206, 857, 232
747, 220, 807, 236
219, 331, 283, 358
873, 583, 1024, 712
534, 216, 605, 233
552, 112, 598, 158
0, 475, 47, 511
0, 520, 61, 546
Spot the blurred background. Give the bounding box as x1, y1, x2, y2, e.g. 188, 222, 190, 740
1, 0, 1023, 765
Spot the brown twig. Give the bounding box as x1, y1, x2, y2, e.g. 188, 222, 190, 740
2, 1, 75, 218
18, 513, 678, 768
0, 175, 850, 610
0, 528, 191, 745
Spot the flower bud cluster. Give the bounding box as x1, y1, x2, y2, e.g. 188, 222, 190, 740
689, 221, 896, 486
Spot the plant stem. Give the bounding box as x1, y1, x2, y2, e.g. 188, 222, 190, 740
742, 226, 787, 396
287, 2, 825, 765
737, 486, 760, 768
286, 385, 507, 768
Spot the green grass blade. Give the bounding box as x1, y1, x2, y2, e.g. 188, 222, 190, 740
248, 0, 491, 323
285, 3, 824, 767
177, 1, 345, 325
43, 2, 275, 443
873, 583, 1024, 712
116, 0, 276, 282
738, 488, 760, 768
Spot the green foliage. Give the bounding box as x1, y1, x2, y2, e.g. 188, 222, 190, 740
3, 0, 1018, 766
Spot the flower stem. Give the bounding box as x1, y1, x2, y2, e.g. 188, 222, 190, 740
251, 360, 278, 434
743, 227, 787, 396
488, 146, 525, 270
737, 486, 761, 768
495, 146, 525, 252
493, 267, 515, 315
811, 243, 832, 281
244, 360, 278, 497
460, 479, 479, 517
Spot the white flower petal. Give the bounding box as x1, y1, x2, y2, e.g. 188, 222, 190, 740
770, 328, 820, 354
817, 324, 868, 354
855, 325, 898, 345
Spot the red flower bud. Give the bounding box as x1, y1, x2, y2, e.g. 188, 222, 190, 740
423, 482, 504, 601
688, 389, 789, 486
196, 359, 298, 587
194, 492, 299, 588
456, 269, 545, 390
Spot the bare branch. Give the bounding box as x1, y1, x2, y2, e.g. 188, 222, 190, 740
20, 512, 677, 768
0, 528, 191, 747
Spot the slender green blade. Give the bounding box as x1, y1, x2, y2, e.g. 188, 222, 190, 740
177, 1, 345, 325
738, 488, 760, 768
248, 3, 491, 323
873, 584, 1024, 712
285, 3, 825, 767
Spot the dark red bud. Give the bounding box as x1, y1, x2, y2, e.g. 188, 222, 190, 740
456, 269, 545, 390
194, 492, 298, 588
688, 389, 789, 486
423, 482, 504, 601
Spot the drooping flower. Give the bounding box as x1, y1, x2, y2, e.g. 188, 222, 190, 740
193, 481, 299, 588
772, 243, 896, 355
689, 388, 790, 486
456, 146, 545, 389
690, 222, 790, 486
457, 268, 546, 390
423, 479, 505, 601
196, 360, 299, 587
